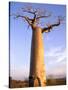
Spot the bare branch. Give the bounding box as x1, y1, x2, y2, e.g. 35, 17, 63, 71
15, 15, 32, 25
18, 6, 52, 26
22, 7, 37, 19
11, 6, 65, 29
22, 7, 38, 24
36, 13, 51, 20
22, 7, 51, 23
42, 16, 64, 33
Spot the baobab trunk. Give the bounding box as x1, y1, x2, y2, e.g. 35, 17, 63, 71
29, 27, 46, 87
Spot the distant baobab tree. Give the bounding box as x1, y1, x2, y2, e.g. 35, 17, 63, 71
12, 6, 64, 87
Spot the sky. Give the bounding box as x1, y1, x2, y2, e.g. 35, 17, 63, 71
9, 2, 66, 80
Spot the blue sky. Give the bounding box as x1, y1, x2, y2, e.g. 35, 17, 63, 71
10, 2, 66, 80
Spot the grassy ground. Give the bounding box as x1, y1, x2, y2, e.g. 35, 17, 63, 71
46, 78, 66, 86
9, 77, 66, 88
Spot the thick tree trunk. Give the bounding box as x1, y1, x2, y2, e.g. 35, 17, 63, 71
29, 27, 46, 87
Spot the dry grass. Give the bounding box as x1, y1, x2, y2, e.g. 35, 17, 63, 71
9, 80, 29, 88
9, 77, 66, 88
46, 78, 66, 86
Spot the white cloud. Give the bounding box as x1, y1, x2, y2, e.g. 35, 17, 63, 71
45, 46, 64, 56
56, 54, 66, 63
45, 46, 66, 64
45, 46, 66, 78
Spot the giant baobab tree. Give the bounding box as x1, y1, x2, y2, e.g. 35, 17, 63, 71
13, 6, 64, 87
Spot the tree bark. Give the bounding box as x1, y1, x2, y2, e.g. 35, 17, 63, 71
29, 27, 46, 87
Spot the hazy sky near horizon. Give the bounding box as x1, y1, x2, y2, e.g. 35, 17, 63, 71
10, 2, 66, 80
